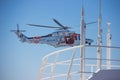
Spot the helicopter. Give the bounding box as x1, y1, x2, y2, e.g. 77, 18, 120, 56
11, 18, 93, 47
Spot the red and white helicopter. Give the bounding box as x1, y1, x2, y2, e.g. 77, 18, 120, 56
11, 19, 93, 47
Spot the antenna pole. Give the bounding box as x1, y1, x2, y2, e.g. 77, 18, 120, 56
80, 0, 86, 80
106, 22, 111, 69
97, 0, 102, 70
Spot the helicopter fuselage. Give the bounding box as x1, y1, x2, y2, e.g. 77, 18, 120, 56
15, 30, 93, 47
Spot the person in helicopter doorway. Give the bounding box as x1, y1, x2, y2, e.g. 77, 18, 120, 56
65, 35, 74, 45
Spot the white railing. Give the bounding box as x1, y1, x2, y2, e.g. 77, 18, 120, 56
39, 45, 120, 80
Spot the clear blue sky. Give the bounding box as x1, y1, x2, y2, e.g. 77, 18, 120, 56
0, 0, 120, 80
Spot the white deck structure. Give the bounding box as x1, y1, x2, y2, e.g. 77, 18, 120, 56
39, 45, 120, 80
89, 69, 120, 80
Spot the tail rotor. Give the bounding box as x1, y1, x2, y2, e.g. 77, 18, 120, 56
10, 24, 26, 32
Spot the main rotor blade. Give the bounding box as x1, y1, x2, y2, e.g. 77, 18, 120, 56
27, 24, 60, 28
53, 18, 65, 28
86, 21, 97, 25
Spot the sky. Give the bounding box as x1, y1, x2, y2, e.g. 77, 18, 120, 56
0, 0, 120, 80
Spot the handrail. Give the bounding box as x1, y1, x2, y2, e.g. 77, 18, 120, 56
42, 45, 120, 61
39, 45, 120, 80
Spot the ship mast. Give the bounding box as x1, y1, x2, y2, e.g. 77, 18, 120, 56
80, 0, 86, 80
97, 0, 102, 70
106, 22, 111, 69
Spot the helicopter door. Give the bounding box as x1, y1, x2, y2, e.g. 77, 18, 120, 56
65, 35, 74, 44
66, 33, 78, 45
67, 37, 74, 44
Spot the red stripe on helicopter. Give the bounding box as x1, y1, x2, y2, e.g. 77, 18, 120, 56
33, 36, 41, 44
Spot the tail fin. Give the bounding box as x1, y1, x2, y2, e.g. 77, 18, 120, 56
11, 24, 27, 42
11, 24, 41, 44
10, 24, 26, 32
10, 24, 26, 37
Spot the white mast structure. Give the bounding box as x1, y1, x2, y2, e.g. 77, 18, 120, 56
97, 0, 102, 70
80, 0, 86, 80
107, 22, 111, 69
